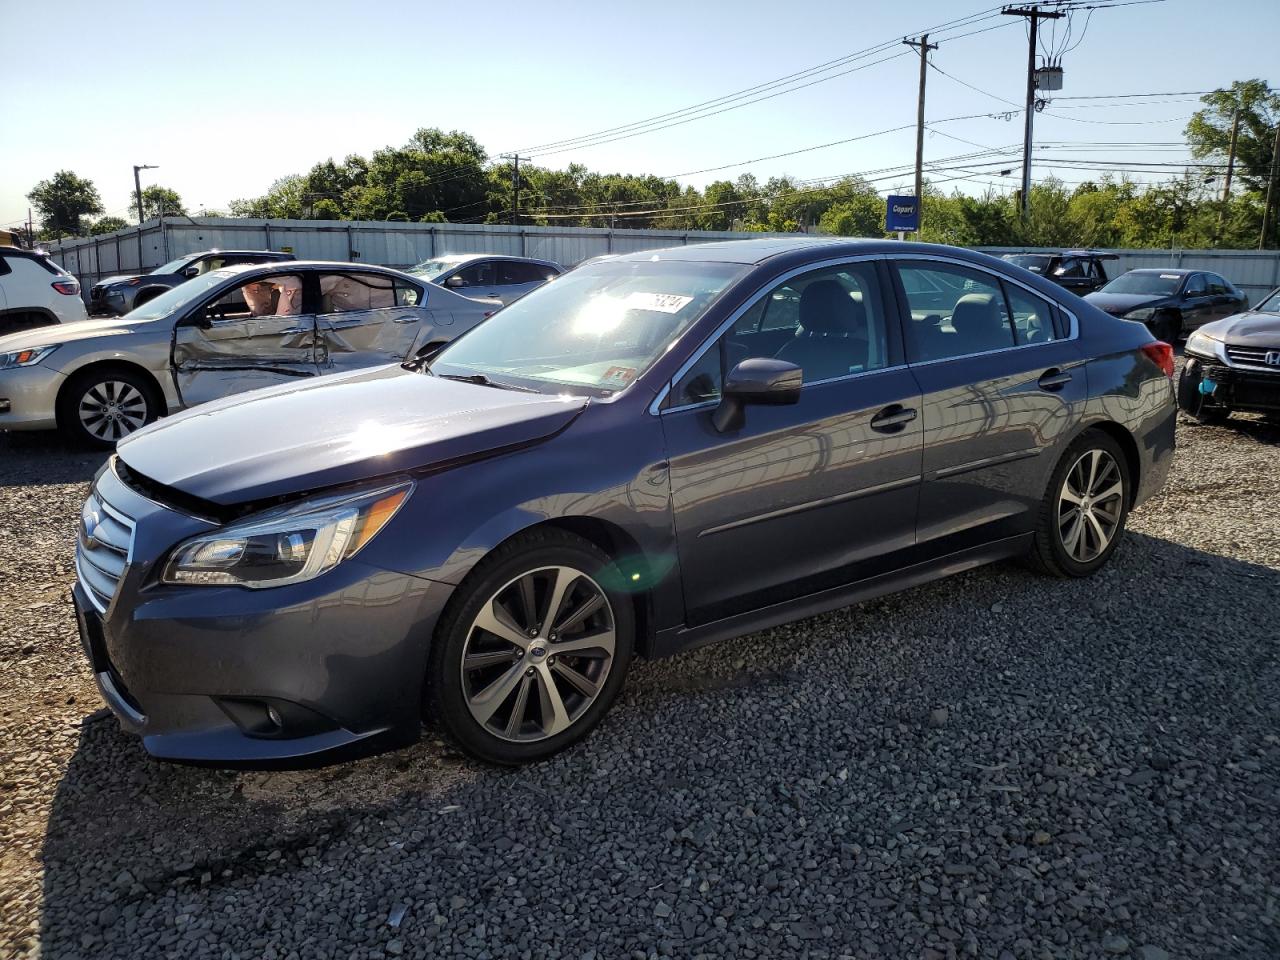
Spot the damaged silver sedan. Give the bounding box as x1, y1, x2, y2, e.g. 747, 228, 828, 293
0, 262, 501, 447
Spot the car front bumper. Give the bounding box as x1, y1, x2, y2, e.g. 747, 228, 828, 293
73, 460, 455, 767
88, 287, 129, 316
1187, 354, 1280, 412
0, 364, 66, 430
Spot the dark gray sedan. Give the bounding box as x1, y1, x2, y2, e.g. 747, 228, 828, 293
72, 238, 1176, 767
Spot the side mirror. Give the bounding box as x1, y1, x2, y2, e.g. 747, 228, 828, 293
445, 275, 466, 288
712, 358, 802, 433
182, 266, 200, 278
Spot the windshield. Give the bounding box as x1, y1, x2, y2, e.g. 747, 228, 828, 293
1003, 255, 1055, 274
409, 259, 461, 281
430, 259, 747, 395
1254, 289, 1280, 313
125, 270, 238, 321
1101, 272, 1181, 296
150, 255, 197, 276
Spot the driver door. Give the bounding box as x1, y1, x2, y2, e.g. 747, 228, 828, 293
171, 273, 318, 407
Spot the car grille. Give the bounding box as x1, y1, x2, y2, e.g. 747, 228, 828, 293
1225, 344, 1280, 369
75, 487, 135, 614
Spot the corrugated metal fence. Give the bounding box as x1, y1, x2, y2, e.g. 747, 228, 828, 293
45, 217, 1280, 302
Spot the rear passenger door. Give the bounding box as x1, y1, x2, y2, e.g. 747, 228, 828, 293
890, 259, 1088, 553
313, 271, 434, 373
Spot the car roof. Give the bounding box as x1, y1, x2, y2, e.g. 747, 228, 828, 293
184, 249, 291, 258
422, 253, 560, 267
1125, 268, 1193, 276
607, 236, 1019, 266
218, 260, 412, 276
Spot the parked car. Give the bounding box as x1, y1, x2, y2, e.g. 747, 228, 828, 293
0, 261, 499, 447
409, 254, 563, 305
1084, 268, 1248, 342
69, 238, 1176, 768
89, 250, 295, 316
0, 247, 87, 335
1178, 284, 1280, 423
1002, 250, 1117, 294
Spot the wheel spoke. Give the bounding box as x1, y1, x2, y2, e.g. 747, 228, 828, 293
552, 660, 599, 699
1062, 513, 1084, 559
516, 574, 538, 629
463, 647, 520, 671
540, 566, 578, 637
1086, 450, 1100, 492
535, 666, 571, 737
474, 600, 531, 650
1093, 480, 1123, 506
551, 625, 615, 657
1085, 511, 1110, 549
1060, 484, 1084, 506
86, 387, 108, 407
503, 675, 533, 738
554, 591, 605, 635
469, 660, 528, 725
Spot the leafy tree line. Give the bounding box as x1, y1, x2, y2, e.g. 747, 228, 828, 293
25, 80, 1280, 250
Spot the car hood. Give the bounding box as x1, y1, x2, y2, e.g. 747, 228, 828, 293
1197, 310, 1280, 346
94, 274, 148, 287
0, 316, 150, 351
116, 365, 589, 506
1082, 292, 1168, 315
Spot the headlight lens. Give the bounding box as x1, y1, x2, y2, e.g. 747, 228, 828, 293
1185, 331, 1222, 359
162, 482, 411, 588
1123, 307, 1156, 321
0, 346, 59, 369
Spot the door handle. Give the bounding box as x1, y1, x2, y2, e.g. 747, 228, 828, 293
1038, 368, 1073, 391
392, 315, 420, 324
870, 404, 917, 432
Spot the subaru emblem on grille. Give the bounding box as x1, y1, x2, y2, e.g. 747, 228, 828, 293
1266, 350, 1280, 367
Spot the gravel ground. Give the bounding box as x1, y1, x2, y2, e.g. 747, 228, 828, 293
1, 397, 1278, 960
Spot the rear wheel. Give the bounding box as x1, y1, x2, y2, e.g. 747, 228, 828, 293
1026, 430, 1130, 578
426, 530, 634, 765
57, 367, 161, 448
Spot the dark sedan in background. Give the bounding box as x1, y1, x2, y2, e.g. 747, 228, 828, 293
1178, 284, 1280, 423
89, 249, 294, 315
1084, 268, 1247, 342
72, 238, 1175, 768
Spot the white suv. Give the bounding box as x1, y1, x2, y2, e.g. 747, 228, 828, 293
0, 248, 88, 336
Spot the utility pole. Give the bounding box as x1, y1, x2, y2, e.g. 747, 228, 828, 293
132, 164, 157, 223
903, 33, 938, 230
1260, 123, 1280, 250
1002, 5, 1064, 219
1221, 109, 1240, 203
504, 154, 525, 226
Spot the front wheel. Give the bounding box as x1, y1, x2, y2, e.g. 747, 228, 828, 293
426, 530, 634, 765
1026, 430, 1131, 578
57, 368, 160, 448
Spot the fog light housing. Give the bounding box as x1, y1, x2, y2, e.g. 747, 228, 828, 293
0, 399, 10, 414
215, 697, 339, 740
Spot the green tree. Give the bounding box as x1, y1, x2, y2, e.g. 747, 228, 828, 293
230, 175, 307, 218
86, 216, 130, 235
131, 184, 186, 220
27, 170, 104, 237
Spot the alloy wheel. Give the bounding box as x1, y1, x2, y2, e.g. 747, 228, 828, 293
460, 565, 616, 743
1057, 449, 1124, 563
78, 381, 149, 441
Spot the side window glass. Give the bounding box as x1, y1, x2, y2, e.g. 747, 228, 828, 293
1206, 274, 1227, 295
1003, 283, 1059, 345
457, 262, 496, 286
1185, 274, 1207, 297
1054, 258, 1084, 278
396, 281, 421, 307
896, 263, 1014, 362
319, 273, 397, 313
673, 339, 723, 406
205, 275, 303, 322
498, 262, 547, 284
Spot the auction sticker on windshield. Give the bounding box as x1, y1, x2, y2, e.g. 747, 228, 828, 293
625, 292, 692, 314
601, 366, 638, 387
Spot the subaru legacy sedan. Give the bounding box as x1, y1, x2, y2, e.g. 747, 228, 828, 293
73, 238, 1176, 767
0, 261, 498, 447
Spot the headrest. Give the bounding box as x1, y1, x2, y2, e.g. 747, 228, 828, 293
951, 293, 1003, 336
798, 279, 866, 337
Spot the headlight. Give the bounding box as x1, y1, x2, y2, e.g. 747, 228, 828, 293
0, 346, 59, 370
162, 482, 411, 588
1185, 331, 1224, 360
1123, 307, 1156, 321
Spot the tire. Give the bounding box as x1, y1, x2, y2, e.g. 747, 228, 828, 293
1026, 429, 1131, 578
1152, 311, 1180, 343
425, 529, 635, 765
1176, 362, 1231, 425
57, 367, 161, 449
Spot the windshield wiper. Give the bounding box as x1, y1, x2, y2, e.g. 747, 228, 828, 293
435, 372, 540, 393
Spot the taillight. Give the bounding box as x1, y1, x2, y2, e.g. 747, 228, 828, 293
1141, 341, 1175, 378
51, 279, 80, 296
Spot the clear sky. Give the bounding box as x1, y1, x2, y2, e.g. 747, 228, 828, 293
1, 0, 1276, 228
